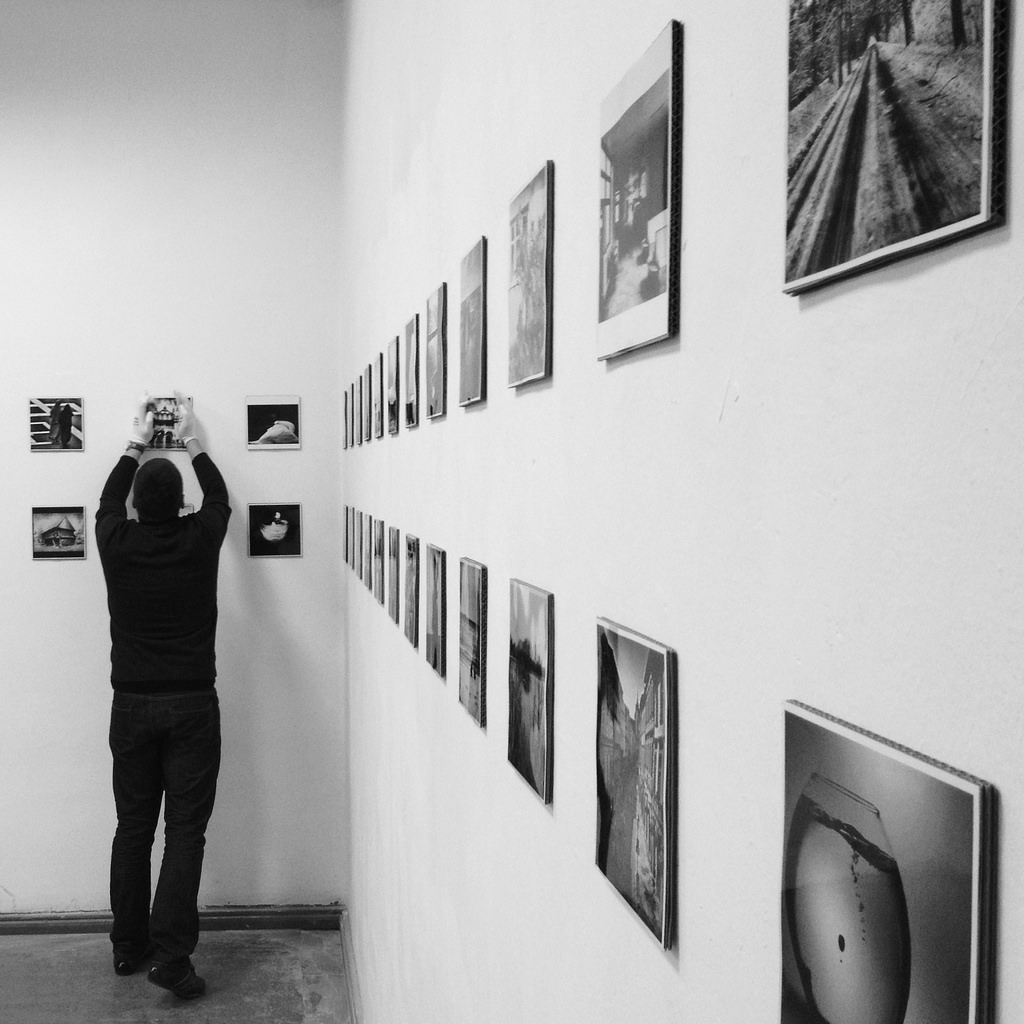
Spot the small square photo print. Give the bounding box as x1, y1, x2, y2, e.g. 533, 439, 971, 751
32, 506, 86, 559
248, 503, 302, 557
247, 395, 301, 449
30, 398, 83, 451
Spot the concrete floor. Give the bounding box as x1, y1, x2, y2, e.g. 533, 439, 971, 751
0, 929, 354, 1024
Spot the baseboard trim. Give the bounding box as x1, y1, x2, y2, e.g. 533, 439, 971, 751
0, 903, 343, 936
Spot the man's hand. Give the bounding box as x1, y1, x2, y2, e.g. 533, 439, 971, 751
130, 392, 155, 445
173, 393, 197, 443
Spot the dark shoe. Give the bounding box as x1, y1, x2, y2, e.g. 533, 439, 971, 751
113, 944, 152, 976
147, 960, 206, 999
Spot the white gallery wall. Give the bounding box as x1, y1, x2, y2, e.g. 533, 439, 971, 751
337, 1, 1024, 1023
0, 1, 348, 912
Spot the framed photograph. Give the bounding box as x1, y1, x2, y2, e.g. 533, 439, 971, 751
782, 701, 996, 1024
387, 335, 401, 436
32, 506, 86, 559
509, 161, 554, 386
596, 618, 677, 948
388, 526, 400, 624
426, 284, 447, 419
404, 533, 420, 647
405, 313, 420, 428
508, 579, 554, 803
30, 398, 83, 452
598, 20, 682, 360
459, 558, 488, 727
459, 237, 487, 406
373, 352, 384, 439
425, 543, 446, 677
247, 504, 302, 557
363, 365, 372, 443
373, 518, 385, 605
364, 513, 373, 591
148, 395, 192, 450
246, 395, 301, 450
786, 0, 1008, 294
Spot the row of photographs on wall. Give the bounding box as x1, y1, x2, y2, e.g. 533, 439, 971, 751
30, 503, 303, 559
27, 396, 303, 452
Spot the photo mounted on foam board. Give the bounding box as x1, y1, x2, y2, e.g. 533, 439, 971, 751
373, 518, 385, 605
405, 315, 419, 428
247, 503, 301, 557
598, 20, 682, 360
356, 509, 364, 579
508, 579, 554, 803
596, 618, 676, 949
509, 161, 554, 387
785, 0, 1007, 294
148, 395, 192, 450
29, 397, 83, 452
363, 365, 372, 443
374, 352, 385, 439
387, 335, 401, 436
350, 381, 357, 446
425, 543, 446, 678
782, 701, 995, 1024
405, 533, 420, 647
32, 506, 86, 560
459, 558, 488, 727
459, 237, 487, 406
364, 513, 373, 591
388, 526, 400, 624
343, 390, 349, 449
246, 395, 301, 449
426, 284, 447, 419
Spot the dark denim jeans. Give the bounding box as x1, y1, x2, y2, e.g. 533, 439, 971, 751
109, 690, 221, 966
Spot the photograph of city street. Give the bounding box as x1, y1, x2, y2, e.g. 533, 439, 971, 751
426, 544, 446, 676
598, 21, 680, 359
507, 580, 554, 802
405, 534, 420, 647
29, 397, 83, 451
388, 335, 401, 436
786, 0, 1001, 292
596, 619, 675, 947
508, 161, 553, 387
459, 559, 488, 727
459, 237, 487, 405
426, 284, 447, 418
388, 527, 400, 624
32, 506, 86, 559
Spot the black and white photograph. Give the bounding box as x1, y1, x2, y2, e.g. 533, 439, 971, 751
363, 365, 372, 443
782, 701, 995, 1024
32, 506, 86, 559
350, 381, 358, 446
373, 518, 385, 605
29, 397, 83, 452
425, 543, 446, 677
246, 395, 301, 449
343, 390, 349, 449
596, 618, 676, 948
404, 533, 420, 648
388, 526, 400, 624
247, 503, 302, 557
148, 395, 191, 450
459, 558, 487, 727
373, 352, 384, 439
405, 315, 419, 428
786, 0, 1005, 293
598, 20, 682, 359
459, 237, 487, 406
509, 161, 554, 387
426, 284, 447, 419
356, 508, 364, 580
387, 335, 400, 436
364, 513, 373, 591
344, 504, 350, 565
507, 579, 554, 803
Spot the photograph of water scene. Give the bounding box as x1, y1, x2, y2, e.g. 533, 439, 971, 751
507, 579, 554, 803
783, 702, 995, 1024
596, 619, 675, 948
459, 558, 487, 727
786, 0, 1002, 292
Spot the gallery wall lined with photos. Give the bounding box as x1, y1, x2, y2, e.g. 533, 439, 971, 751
337, 0, 1021, 1022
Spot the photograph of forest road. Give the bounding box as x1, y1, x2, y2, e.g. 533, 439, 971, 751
786, 0, 997, 291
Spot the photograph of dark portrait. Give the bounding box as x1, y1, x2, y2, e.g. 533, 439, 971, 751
425, 543, 446, 678
247, 503, 302, 557
782, 701, 995, 1024
508, 162, 554, 387
373, 518, 385, 605
32, 506, 86, 559
459, 558, 488, 727
148, 395, 191, 450
426, 284, 447, 419
459, 237, 487, 406
405, 534, 420, 648
786, 0, 1004, 293
596, 618, 676, 948
405, 315, 419, 428
387, 335, 401, 436
30, 397, 83, 452
388, 526, 400, 624
598, 21, 681, 360
508, 579, 554, 803
246, 395, 301, 450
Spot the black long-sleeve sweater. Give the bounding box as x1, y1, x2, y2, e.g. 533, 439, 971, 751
96, 453, 231, 693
